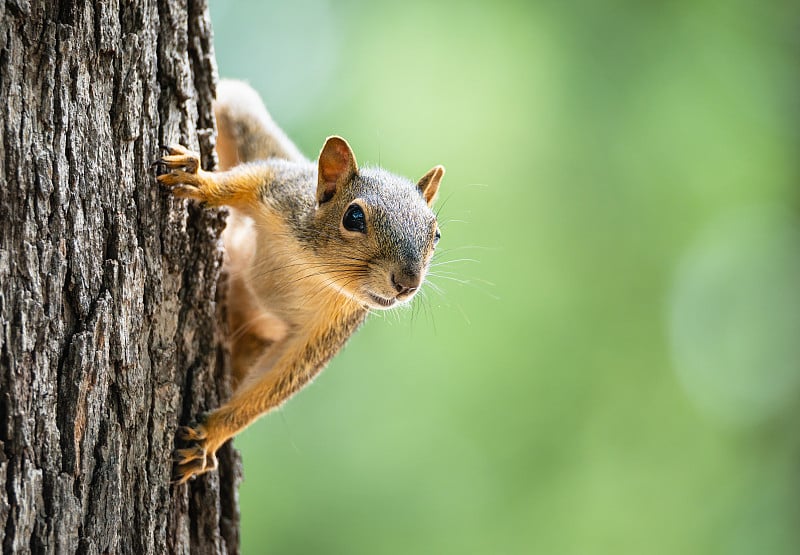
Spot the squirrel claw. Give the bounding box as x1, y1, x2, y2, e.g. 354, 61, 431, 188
172, 455, 217, 485
159, 155, 199, 175
161, 143, 192, 156
174, 444, 206, 463
167, 184, 204, 200
172, 421, 218, 485
155, 143, 200, 173
177, 423, 207, 441
154, 143, 206, 201
172, 449, 218, 485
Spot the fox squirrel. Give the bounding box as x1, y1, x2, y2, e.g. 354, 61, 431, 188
156, 80, 445, 484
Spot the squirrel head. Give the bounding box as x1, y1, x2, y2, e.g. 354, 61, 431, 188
310, 136, 444, 310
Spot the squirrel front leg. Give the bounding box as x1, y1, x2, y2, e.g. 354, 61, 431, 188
172, 310, 365, 484
155, 144, 271, 211
173, 339, 309, 484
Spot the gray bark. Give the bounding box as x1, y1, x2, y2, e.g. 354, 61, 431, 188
0, 1, 241, 553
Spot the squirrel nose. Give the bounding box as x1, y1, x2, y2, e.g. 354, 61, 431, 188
391, 270, 421, 296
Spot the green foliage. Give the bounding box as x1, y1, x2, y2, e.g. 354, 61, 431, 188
210, 1, 800, 552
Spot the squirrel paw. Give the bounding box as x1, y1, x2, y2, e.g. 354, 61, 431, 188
172, 422, 218, 485
154, 144, 208, 202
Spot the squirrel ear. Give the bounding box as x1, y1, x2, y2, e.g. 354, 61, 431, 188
417, 165, 445, 207
317, 136, 358, 204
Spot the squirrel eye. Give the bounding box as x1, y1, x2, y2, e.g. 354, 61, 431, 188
434, 229, 441, 245
343, 204, 367, 233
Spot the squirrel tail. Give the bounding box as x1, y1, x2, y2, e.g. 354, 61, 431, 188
215, 79, 307, 169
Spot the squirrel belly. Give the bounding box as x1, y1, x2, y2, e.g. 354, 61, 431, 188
157, 79, 444, 484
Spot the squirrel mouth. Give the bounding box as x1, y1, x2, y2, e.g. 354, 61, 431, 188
366, 292, 397, 308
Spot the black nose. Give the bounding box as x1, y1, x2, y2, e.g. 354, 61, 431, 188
391, 271, 421, 295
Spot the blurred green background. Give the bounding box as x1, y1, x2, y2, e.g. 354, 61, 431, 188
208, 1, 799, 553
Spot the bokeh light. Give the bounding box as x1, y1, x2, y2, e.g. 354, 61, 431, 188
209, 1, 800, 553
669, 206, 800, 427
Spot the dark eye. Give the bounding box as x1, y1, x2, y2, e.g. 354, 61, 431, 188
343, 204, 367, 233
434, 228, 441, 245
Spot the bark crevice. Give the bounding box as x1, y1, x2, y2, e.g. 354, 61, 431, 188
0, 1, 241, 553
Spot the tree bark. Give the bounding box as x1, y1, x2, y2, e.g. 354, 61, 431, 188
0, 1, 240, 553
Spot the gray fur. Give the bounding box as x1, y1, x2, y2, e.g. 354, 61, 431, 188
260, 160, 437, 295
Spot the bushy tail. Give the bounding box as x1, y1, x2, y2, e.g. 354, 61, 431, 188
214, 79, 307, 169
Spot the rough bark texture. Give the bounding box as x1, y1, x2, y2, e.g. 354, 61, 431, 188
0, 1, 241, 553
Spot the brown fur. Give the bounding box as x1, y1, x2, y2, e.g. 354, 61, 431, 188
158, 80, 444, 484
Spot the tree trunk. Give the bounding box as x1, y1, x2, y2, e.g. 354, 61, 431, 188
0, 1, 241, 553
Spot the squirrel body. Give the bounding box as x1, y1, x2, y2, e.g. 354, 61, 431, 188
157, 80, 444, 483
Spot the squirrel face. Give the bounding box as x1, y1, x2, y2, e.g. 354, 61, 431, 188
311, 137, 445, 310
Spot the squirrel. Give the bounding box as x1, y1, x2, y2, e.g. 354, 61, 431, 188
156, 80, 445, 484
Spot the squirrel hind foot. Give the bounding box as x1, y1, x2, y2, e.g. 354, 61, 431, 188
172, 422, 218, 485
